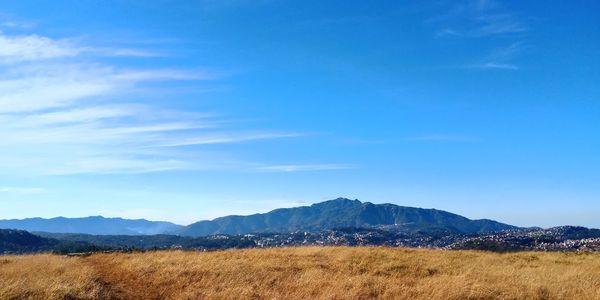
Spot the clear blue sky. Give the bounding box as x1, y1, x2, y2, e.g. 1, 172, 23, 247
0, 1, 598, 227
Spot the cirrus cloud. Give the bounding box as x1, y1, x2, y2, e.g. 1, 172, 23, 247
0, 29, 344, 176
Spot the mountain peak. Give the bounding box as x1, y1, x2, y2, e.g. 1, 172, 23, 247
335, 197, 357, 201
310, 198, 363, 209
179, 199, 517, 236
320, 197, 361, 204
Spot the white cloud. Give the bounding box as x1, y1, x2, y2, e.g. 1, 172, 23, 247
431, 1, 528, 39
0, 187, 45, 195
0, 64, 214, 113
0, 73, 113, 113
20, 106, 138, 125
257, 164, 354, 172
0, 34, 79, 62
0, 29, 345, 175
44, 157, 188, 175
154, 132, 301, 147
436, 16, 527, 39
0, 32, 168, 64
485, 42, 523, 61
109, 69, 214, 81
472, 14, 528, 37
467, 42, 524, 71
469, 62, 519, 70
0, 20, 35, 29
88, 47, 163, 57
430, 1, 528, 71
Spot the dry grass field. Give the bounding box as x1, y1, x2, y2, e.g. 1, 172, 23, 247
1, 247, 600, 300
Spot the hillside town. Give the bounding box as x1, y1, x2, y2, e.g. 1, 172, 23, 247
193, 226, 600, 252
448, 226, 600, 252
4, 226, 600, 255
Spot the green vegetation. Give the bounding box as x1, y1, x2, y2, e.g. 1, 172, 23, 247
179, 198, 516, 236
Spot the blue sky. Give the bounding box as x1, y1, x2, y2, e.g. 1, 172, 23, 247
0, 1, 598, 227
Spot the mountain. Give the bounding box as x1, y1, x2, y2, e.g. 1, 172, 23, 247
0, 229, 56, 253
0, 229, 96, 254
0, 216, 183, 235
38, 232, 256, 250
0, 199, 517, 237
178, 198, 517, 237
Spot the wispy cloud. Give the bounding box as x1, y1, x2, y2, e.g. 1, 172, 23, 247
485, 42, 522, 60
0, 20, 34, 29
0, 32, 165, 64
467, 42, 524, 71
0, 34, 80, 62
471, 13, 528, 37
298, 15, 383, 27
431, 0, 528, 38
337, 138, 389, 145
153, 132, 301, 147
435, 16, 527, 39
256, 164, 354, 172
89, 47, 164, 57
43, 158, 188, 176
0, 187, 45, 195
0, 29, 344, 175
429, 1, 529, 71
467, 62, 519, 70
0, 64, 210, 114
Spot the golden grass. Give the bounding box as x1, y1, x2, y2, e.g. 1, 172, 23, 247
0, 254, 106, 300
1, 247, 600, 299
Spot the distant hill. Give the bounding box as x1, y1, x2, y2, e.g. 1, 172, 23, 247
0, 199, 517, 237
0, 229, 96, 254
0, 216, 183, 235
0, 229, 56, 253
38, 232, 256, 250
178, 198, 517, 237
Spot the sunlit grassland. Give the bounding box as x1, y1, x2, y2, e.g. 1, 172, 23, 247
1, 247, 599, 299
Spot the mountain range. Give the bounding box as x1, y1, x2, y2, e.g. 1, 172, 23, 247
0, 216, 183, 235
0, 229, 96, 254
177, 198, 516, 236
0, 198, 517, 236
